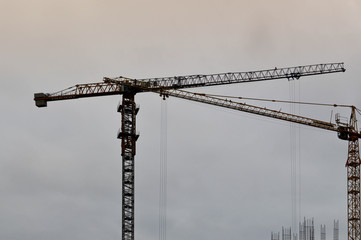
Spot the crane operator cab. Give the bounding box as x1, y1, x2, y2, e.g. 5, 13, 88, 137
336, 113, 351, 140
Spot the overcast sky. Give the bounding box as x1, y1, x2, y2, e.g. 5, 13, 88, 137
1, 0, 361, 240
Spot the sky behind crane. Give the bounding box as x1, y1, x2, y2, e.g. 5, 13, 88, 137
1, 0, 361, 240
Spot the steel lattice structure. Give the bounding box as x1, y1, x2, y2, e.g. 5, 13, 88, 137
34, 63, 344, 106
117, 90, 139, 240
346, 109, 361, 240
33, 62, 359, 240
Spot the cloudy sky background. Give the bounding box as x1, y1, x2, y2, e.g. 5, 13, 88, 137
1, 0, 361, 240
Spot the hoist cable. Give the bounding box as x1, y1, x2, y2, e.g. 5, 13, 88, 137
159, 100, 168, 240
289, 80, 302, 235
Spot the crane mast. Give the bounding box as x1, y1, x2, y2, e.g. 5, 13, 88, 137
118, 90, 138, 240
34, 63, 350, 240
346, 107, 361, 240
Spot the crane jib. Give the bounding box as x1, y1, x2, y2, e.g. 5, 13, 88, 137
34, 63, 345, 107
157, 88, 359, 139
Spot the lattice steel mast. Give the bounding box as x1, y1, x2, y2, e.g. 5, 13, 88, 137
34, 63, 345, 240
117, 89, 139, 240
345, 107, 361, 240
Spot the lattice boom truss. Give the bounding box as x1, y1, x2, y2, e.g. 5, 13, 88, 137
35, 63, 345, 105
159, 89, 340, 132
131, 62, 345, 88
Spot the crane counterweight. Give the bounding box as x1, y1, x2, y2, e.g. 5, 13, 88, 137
34, 93, 48, 107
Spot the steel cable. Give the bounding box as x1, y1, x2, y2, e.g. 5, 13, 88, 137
159, 99, 168, 240
197, 93, 354, 109
289, 80, 301, 237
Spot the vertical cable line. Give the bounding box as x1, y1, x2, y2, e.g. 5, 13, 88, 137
290, 80, 295, 234
159, 100, 168, 240
297, 81, 302, 227
289, 79, 301, 237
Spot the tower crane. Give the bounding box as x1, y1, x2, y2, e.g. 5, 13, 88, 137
34, 63, 349, 240
153, 88, 361, 240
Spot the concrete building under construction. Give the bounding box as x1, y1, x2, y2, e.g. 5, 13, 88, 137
271, 219, 339, 240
